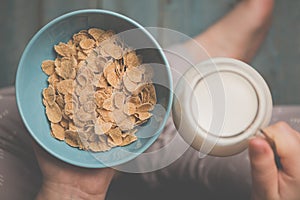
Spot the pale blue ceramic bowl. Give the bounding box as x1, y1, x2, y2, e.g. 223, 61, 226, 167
16, 9, 172, 168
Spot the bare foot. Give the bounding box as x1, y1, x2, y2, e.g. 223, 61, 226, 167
188, 0, 274, 63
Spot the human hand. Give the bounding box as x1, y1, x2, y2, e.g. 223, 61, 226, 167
249, 122, 300, 200
33, 142, 115, 200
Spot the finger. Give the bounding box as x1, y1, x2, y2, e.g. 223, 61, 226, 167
264, 122, 300, 176
249, 137, 279, 199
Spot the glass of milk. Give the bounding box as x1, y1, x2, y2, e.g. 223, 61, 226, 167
172, 58, 273, 157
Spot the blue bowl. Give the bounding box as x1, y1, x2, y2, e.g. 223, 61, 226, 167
16, 9, 173, 168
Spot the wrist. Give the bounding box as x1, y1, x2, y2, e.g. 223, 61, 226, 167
36, 181, 106, 200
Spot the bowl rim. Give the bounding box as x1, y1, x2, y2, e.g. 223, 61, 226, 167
15, 9, 173, 168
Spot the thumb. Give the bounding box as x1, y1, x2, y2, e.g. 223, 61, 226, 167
249, 137, 279, 199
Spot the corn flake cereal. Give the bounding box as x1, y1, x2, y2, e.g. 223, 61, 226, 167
41, 28, 157, 152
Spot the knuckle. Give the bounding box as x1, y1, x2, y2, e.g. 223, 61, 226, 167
274, 121, 291, 130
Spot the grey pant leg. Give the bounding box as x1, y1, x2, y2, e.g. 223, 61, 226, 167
0, 87, 42, 200
140, 119, 252, 200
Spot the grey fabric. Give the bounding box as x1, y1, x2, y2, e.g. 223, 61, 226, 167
0, 86, 300, 200
0, 87, 42, 200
